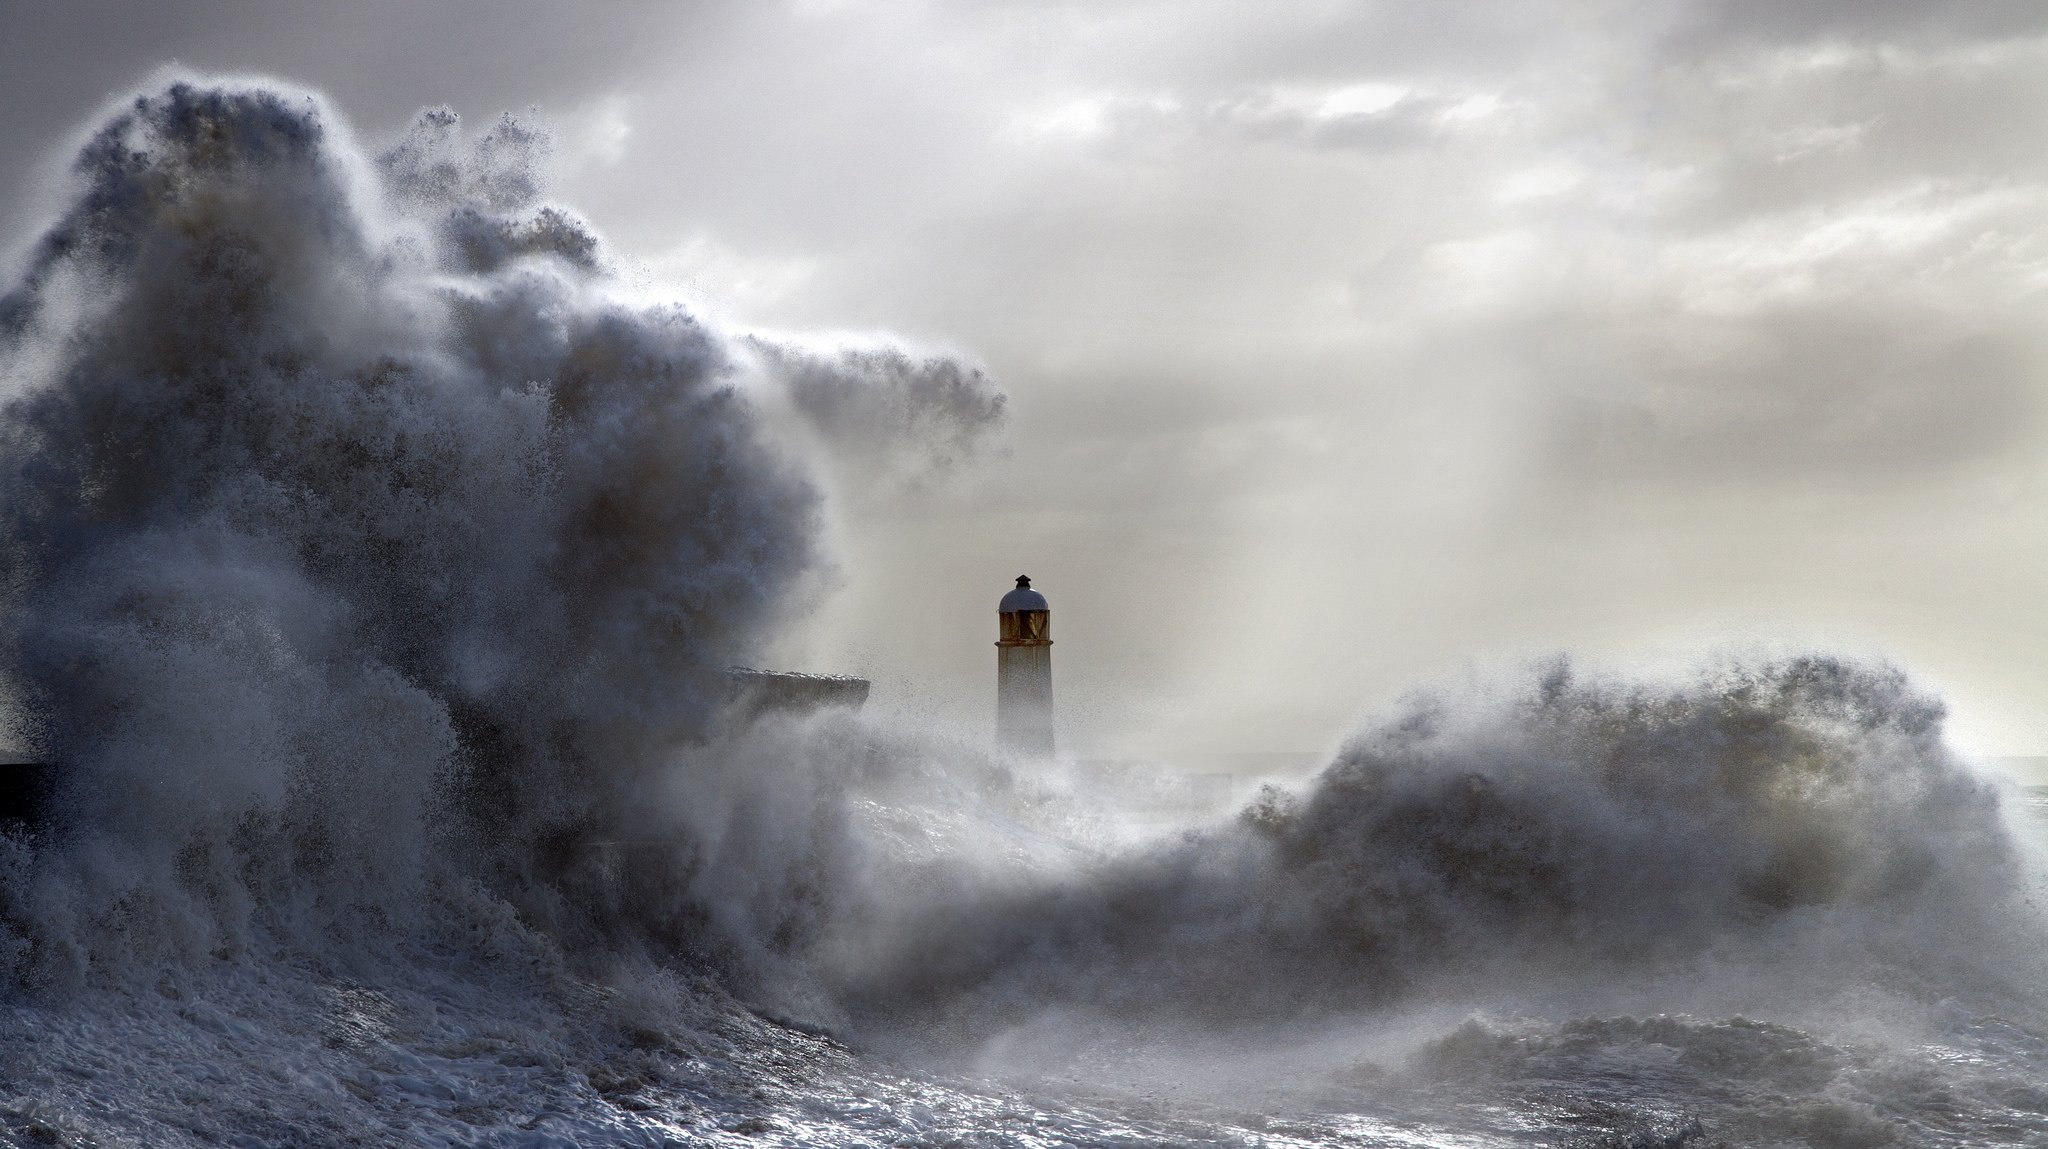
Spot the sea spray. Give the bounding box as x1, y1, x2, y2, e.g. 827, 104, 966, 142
820, 657, 2037, 1055
0, 74, 1002, 991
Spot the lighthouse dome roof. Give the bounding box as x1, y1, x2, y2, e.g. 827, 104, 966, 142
999, 576, 1049, 612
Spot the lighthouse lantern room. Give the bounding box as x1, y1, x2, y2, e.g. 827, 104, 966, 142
995, 575, 1054, 758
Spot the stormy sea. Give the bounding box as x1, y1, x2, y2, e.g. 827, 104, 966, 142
0, 76, 2046, 1148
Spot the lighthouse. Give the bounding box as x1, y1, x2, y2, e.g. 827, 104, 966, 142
996, 575, 1054, 758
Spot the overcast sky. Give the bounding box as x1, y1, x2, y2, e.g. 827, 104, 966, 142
8, 0, 2048, 763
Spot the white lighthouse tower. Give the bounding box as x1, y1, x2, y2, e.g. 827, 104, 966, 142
996, 575, 1054, 758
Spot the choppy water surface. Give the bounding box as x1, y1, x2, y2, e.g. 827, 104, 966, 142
1, 76, 2046, 1148
8, 930, 2048, 1147
2, 769, 2042, 1148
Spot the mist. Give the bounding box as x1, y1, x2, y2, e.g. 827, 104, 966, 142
1, 5, 2047, 1145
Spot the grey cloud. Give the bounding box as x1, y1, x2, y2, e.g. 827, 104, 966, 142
0, 1, 716, 239
1626, 43, 2048, 232
1457, 29, 2048, 491
1041, 84, 1497, 160
1545, 305, 2038, 486
1200, 89, 1478, 152
1673, 0, 2048, 53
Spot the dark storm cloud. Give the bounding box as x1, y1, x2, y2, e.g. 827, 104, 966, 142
0, 0, 720, 246
1674, 0, 2048, 51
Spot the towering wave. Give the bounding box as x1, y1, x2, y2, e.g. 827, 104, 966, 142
0, 75, 1000, 990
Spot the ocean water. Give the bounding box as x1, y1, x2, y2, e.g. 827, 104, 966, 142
1, 76, 2046, 1148
2, 749, 2044, 1149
